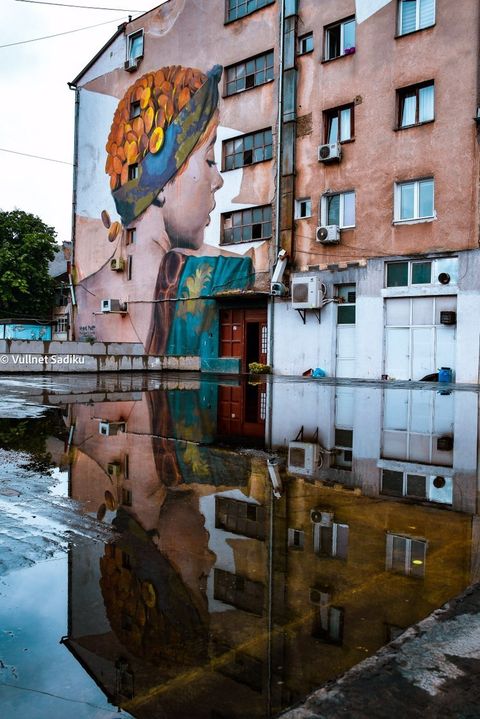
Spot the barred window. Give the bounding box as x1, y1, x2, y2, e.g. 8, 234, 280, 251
223, 128, 272, 170
226, 51, 274, 96
55, 315, 69, 333
222, 205, 272, 244
226, 0, 275, 23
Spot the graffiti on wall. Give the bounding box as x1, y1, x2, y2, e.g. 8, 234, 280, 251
76, 64, 259, 357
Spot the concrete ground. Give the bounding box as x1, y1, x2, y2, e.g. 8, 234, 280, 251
280, 584, 480, 719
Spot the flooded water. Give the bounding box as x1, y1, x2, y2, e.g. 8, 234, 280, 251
0, 373, 477, 718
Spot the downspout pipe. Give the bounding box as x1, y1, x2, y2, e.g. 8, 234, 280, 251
67, 82, 80, 336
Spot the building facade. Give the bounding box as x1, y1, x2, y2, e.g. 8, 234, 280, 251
71, 0, 480, 381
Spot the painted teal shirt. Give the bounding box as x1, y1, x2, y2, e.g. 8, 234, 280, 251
165, 254, 253, 358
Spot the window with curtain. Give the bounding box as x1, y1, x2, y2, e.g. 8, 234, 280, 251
398, 0, 435, 35
323, 191, 355, 228
398, 81, 434, 127
324, 104, 354, 143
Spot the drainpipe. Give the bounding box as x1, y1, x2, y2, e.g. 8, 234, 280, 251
67, 82, 80, 338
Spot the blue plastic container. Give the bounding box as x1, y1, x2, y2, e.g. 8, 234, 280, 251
438, 367, 453, 383
312, 368, 326, 378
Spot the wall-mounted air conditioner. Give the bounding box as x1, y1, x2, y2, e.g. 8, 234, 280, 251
288, 441, 320, 475
310, 509, 334, 526
440, 311, 456, 325
291, 276, 324, 310
124, 58, 139, 72
101, 299, 128, 313
318, 142, 341, 163
99, 421, 126, 437
110, 258, 125, 272
316, 225, 340, 244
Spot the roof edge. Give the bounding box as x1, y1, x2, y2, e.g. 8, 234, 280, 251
68, 22, 127, 88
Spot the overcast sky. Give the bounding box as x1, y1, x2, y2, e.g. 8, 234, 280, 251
0, 0, 163, 245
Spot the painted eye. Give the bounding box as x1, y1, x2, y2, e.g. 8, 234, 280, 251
206, 159, 217, 167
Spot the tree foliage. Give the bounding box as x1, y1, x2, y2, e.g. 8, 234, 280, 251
0, 209, 58, 318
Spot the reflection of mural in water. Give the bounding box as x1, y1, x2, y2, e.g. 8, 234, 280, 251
76, 65, 257, 356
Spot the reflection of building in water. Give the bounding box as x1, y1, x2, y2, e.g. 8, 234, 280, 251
62, 382, 480, 717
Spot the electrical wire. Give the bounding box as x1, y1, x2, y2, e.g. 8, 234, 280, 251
0, 15, 126, 48
14, 0, 145, 9
0, 147, 72, 165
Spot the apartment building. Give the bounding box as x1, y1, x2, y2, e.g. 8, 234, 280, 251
70, 0, 480, 380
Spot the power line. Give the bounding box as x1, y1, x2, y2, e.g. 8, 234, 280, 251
15, 0, 146, 11
0, 147, 72, 166
0, 15, 126, 48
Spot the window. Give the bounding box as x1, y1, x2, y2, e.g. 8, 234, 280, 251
128, 164, 139, 181
130, 100, 141, 119
55, 315, 69, 333
298, 32, 314, 55
126, 228, 136, 245
381, 469, 453, 505
322, 191, 355, 228
333, 426, 353, 468
121, 488, 132, 506
226, 0, 274, 22
398, 0, 435, 36
398, 81, 434, 128
311, 595, 344, 644
214, 568, 264, 615
325, 17, 355, 60
222, 205, 272, 244
215, 497, 266, 539
324, 104, 354, 143
223, 128, 272, 170
225, 51, 274, 96
386, 257, 458, 287
288, 528, 305, 549
294, 197, 312, 219
127, 255, 133, 281
395, 178, 434, 221
313, 521, 349, 559
386, 533, 426, 577
127, 30, 144, 63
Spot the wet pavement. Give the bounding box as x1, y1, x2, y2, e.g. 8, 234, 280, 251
0, 373, 479, 718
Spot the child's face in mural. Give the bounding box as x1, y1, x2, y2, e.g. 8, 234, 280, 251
161, 121, 223, 250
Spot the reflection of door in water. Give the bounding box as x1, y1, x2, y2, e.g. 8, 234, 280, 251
218, 382, 266, 441
220, 308, 267, 372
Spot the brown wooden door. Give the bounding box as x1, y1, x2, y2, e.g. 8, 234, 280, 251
220, 307, 267, 371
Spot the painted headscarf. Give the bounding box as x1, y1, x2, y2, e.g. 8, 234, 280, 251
105, 64, 222, 226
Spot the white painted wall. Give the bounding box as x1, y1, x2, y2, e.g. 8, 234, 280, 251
78, 34, 127, 86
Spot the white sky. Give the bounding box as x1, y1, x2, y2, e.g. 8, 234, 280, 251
0, 0, 164, 245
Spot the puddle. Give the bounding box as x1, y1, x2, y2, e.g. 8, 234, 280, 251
0, 374, 477, 718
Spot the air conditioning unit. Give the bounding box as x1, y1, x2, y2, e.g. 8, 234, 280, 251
110, 258, 125, 272
437, 435, 454, 452
440, 311, 456, 325
107, 461, 122, 477
101, 299, 128, 313
310, 509, 334, 526
318, 142, 341, 163
271, 281, 287, 296
291, 276, 324, 310
309, 588, 330, 606
288, 441, 320, 475
316, 225, 340, 244
124, 58, 139, 72
99, 421, 126, 437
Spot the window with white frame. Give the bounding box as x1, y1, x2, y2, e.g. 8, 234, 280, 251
294, 197, 312, 219
55, 315, 69, 333
127, 30, 144, 64
397, 81, 434, 128
322, 191, 355, 228
381, 469, 453, 505
298, 32, 314, 55
324, 17, 356, 60
386, 533, 426, 577
398, 0, 435, 36
313, 521, 349, 559
311, 594, 344, 644
395, 178, 434, 222
385, 257, 458, 288
324, 104, 354, 144
288, 528, 305, 549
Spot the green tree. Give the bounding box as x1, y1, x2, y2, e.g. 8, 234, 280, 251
0, 209, 58, 318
